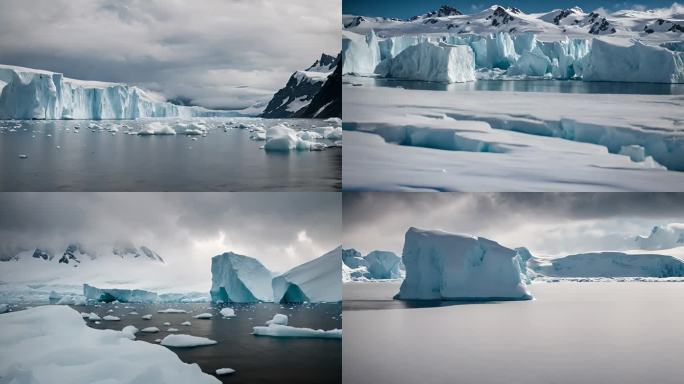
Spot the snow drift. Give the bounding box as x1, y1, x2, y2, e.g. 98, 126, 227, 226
396, 228, 532, 301
210, 252, 273, 303
272, 247, 342, 303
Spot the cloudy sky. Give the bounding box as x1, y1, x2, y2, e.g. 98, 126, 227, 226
344, 193, 684, 257
0, 193, 340, 289
343, 0, 680, 18
0, 0, 341, 110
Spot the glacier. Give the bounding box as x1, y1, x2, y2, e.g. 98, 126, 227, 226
83, 283, 158, 303
530, 251, 684, 278
395, 227, 532, 301
375, 41, 476, 83
210, 252, 273, 303
0, 64, 233, 120
342, 30, 381, 75
272, 247, 342, 303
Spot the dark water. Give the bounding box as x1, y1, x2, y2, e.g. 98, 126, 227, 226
345, 76, 684, 95
0, 119, 341, 191
72, 302, 341, 384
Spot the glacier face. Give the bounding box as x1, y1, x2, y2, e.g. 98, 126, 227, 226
530, 252, 684, 278
272, 247, 342, 303
396, 227, 532, 301
376, 41, 476, 83
210, 252, 273, 303
83, 283, 158, 303
0, 65, 230, 120
342, 29, 682, 83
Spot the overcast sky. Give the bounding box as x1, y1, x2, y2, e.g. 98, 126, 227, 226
344, 193, 684, 257
0, 0, 341, 110
0, 193, 340, 284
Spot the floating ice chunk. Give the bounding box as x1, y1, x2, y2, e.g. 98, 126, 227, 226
219, 308, 236, 318
18, 154, 27, 159
129, 311, 139, 315
376, 41, 476, 83
264, 124, 325, 151
253, 324, 341, 339
161, 334, 218, 347
396, 227, 532, 301
158, 308, 187, 314
87, 313, 101, 321
138, 122, 177, 136
142, 314, 153, 320
167, 328, 179, 332
56, 295, 87, 305
103, 315, 120, 321
210, 252, 273, 303
272, 247, 342, 303
163, 321, 171, 326
265, 313, 288, 326
121, 325, 138, 340
181, 321, 192, 326
140, 326, 160, 333
216, 368, 236, 376
194, 313, 212, 319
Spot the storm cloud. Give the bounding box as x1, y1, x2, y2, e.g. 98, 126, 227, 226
0, 0, 341, 110
0, 193, 341, 282
343, 193, 684, 256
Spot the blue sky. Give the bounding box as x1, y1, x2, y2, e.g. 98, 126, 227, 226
343, 1, 679, 18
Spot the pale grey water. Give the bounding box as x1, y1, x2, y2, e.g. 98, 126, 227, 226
344, 76, 684, 95
343, 281, 684, 384
0, 118, 341, 191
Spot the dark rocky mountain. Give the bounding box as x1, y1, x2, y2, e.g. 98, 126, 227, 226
297, 54, 341, 118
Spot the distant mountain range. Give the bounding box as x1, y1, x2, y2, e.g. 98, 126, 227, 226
0, 242, 165, 265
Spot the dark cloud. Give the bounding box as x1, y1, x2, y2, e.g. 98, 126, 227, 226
0, 0, 341, 110
344, 193, 684, 256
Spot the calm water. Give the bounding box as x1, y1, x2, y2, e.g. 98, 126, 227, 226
0, 118, 341, 191
344, 76, 684, 95
63, 302, 342, 384
343, 281, 684, 384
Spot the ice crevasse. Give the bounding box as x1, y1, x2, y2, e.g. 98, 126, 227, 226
395, 227, 532, 301
0, 64, 231, 119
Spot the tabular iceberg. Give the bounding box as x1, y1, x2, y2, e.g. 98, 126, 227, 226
395, 228, 532, 301
530, 252, 684, 278
83, 284, 158, 303
210, 252, 273, 303
376, 41, 476, 83
583, 39, 684, 83
272, 247, 342, 303
0, 64, 231, 120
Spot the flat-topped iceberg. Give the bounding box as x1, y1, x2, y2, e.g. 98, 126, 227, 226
531, 251, 684, 278
0, 64, 232, 120
272, 247, 342, 303
253, 314, 341, 339
396, 228, 532, 301
83, 284, 158, 303
375, 41, 476, 83
0, 306, 220, 384
210, 252, 273, 303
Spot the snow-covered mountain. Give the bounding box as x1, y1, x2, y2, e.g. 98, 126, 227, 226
634, 223, 684, 250
261, 53, 341, 118
0, 64, 234, 120
0, 243, 165, 265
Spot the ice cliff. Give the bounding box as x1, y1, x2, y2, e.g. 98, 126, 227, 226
395, 227, 532, 301
0, 64, 230, 120
272, 247, 342, 303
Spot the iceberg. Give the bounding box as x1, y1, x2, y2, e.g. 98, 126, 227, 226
216, 368, 236, 376
0, 306, 220, 384
161, 334, 218, 348
342, 248, 368, 269
530, 252, 684, 278
396, 228, 532, 301
265, 313, 288, 326
210, 252, 273, 303
364, 250, 403, 279
219, 308, 236, 317
376, 41, 476, 83
634, 224, 684, 250
272, 247, 342, 303
83, 284, 158, 303
263, 124, 325, 152
584, 39, 684, 83
0, 64, 232, 120
252, 321, 342, 339
342, 30, 381, 75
